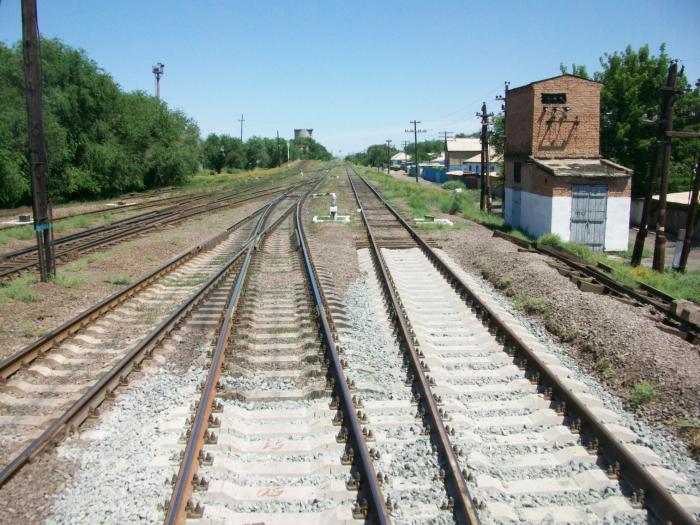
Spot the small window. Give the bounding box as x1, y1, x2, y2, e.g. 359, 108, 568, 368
514, 161, 522, 184
541, 93, 566, 104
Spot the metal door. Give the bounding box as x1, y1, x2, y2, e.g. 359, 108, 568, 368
570, 184, 607, 251
511, 189, 521, 228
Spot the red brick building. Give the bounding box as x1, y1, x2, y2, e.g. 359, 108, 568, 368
504, 74, 632, 251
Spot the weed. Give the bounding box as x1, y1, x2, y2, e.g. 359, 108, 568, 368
495, 276, 512, 290
481, 264, 493, 280
0, 225, 36, 245
169, 236, 185, 247
50, 274, 85, 288
537, 233, 563, 248
20, 321, 46, 338
0, 274, 38, 302
594, 356, 611, 376
104, 274, 130, 286
629, 381, 657, 407
515, 295, 551, 316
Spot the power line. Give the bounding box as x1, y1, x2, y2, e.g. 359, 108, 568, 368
405, 121, 426, 183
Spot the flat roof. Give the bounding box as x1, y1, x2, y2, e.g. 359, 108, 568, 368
531, 157, 631, 177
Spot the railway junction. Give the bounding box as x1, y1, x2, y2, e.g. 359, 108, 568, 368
0, 164, 697, 525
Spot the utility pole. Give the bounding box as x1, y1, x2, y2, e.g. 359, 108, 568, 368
632, 63, 678, 266
276, 130, 281, 167
496, 81, 510, 216
678, 151, 700, 273
21, 0, 54, 281
152, 62, 164, 100
477, 102, 494, 212
405, 121, 426, 183
440, 131, 453, 172
238, 113, 245, 142
653, 63, 685, 272
385, 139, 392, 174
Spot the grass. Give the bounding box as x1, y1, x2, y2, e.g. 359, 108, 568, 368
64, 251, 107, 272
104, 274, 131, 286
0, 274, 38, 303
20, 321, 47, 338
515, 294, 551, 316
0, 225, 35, 245
536, 232, 700, 303
49, 273, 85, 288
629, 381, 657, 408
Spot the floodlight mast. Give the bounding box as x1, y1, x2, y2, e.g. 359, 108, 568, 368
152, 62, 164, 100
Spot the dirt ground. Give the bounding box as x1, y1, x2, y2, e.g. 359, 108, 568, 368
0, 198, 265, 360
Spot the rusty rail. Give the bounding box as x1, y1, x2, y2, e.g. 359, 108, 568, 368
347, 165, 697, 525
296, 185, 390, 524
164, 184, 316, 524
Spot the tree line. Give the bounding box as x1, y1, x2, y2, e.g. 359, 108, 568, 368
348, 45, 700, 196
0, 39, 332, 208
200, 134, 331, 174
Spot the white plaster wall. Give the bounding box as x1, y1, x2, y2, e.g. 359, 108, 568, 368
551, 196, 572, 242
605, 196, 631, 251
504, 187, 513, 224
519, 191, 552, 238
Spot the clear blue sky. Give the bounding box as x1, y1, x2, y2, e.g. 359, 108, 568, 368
1, 0, 699, 155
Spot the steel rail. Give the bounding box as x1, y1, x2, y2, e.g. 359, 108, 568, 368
346, 166, 480, 524
0, 188, 295, 489
0, 196, 279, 382
347, 165, 697, 525
0, 183, 292, 278
295, 188, 391, 524
163, 184, 311, 524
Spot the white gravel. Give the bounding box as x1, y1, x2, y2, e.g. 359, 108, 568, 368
434, 249, 700, 504
45, 358, 207, 525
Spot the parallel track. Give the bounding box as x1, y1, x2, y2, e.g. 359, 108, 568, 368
0, 188, 299, 488
164, 177, 391, 524
0, 182, 294, 280
345, 165, 697, 525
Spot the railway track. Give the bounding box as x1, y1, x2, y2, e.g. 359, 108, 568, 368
344, 165, 699, 524
0, 186, 304, 488
491, 230, 700, 343
163, 179, 392, 524
0, 181, 295, 280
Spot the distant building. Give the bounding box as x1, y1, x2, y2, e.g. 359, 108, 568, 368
503, 74, 632, 252
446, 137, 500, 175
294, 128, 313, 139
391, 151, 409, 166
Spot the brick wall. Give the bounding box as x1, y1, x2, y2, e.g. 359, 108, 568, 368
505, 75, 602, 159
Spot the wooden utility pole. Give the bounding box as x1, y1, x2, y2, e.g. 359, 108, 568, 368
631, 62, 679, 267
652, 63, 683, 272
440, 131, 453, 172
406, 121, 426, 183
678, 151, 700, 273
477, 102, 493, 212
21, 0, 54, 281
385, 139, 392, 174
238, 113, 245, 142
276, 130, 281, 167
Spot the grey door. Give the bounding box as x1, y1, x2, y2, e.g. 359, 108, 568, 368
511, 189, 521, 228
570, 184, 607, 251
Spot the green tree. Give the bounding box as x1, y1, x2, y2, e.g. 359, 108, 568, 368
594, 44, 698, 195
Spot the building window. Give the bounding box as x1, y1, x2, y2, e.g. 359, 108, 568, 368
541, 93, 566, 104
514, 161, 522, 184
